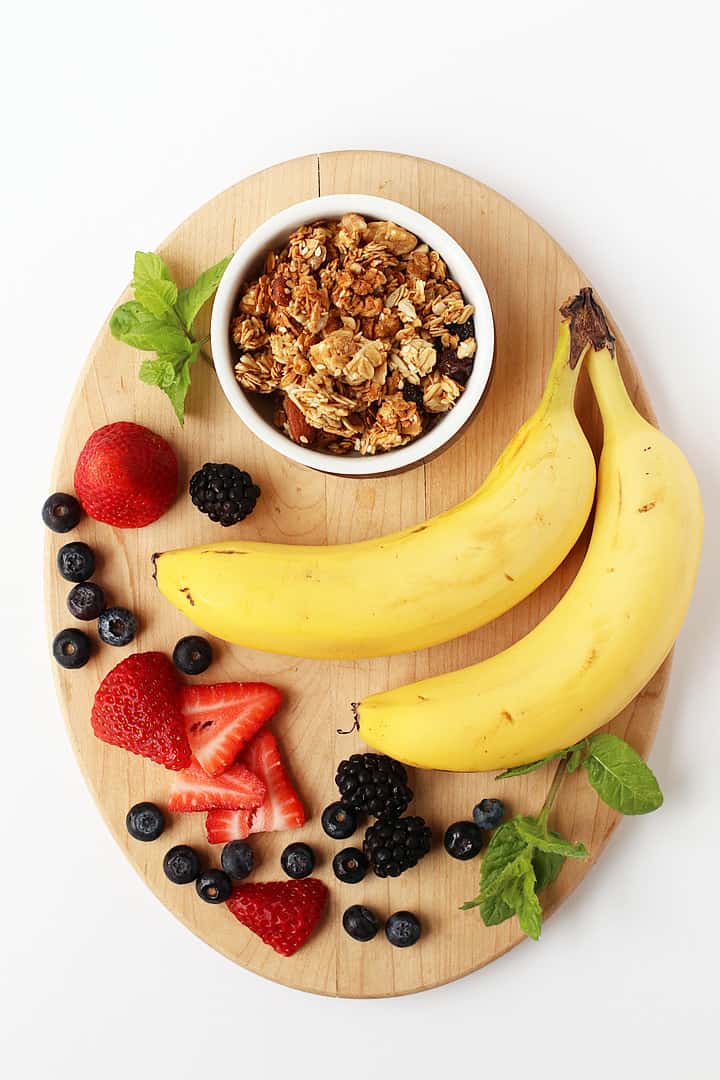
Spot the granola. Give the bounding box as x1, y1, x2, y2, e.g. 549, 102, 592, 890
232, 215, 477, 455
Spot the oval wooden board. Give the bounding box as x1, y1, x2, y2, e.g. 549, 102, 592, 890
45, 152, 670, 997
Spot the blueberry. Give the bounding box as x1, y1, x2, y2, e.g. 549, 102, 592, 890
385, 911, 421, 948
221, 841, 254, 880
125, 802, 165, 842
42, 492, 81, 533
443, 820, 484, 860
472, 798, 505, 830
342, 904, 380, 942
172, 635, 213, 675
98, 607, 137, 646
280, 842, 315, 879
196, 868, 232, 904
52, 628, 91, 669
321, 801, 358, 840
332, 847, 368, 884
163, 845, 201, 885
67, 581, 105, 621
57, 541, 95, 582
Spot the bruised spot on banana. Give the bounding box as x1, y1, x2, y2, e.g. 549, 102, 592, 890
154, 293, 598, 660
357, 291, 703, 770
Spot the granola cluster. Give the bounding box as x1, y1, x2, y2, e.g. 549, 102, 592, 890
232, 214, 477, 455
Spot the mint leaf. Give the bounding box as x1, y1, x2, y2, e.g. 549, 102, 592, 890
161, 342, 202, 426
532, 845, 565, 893
583, 733, 663, 815
514, 817, 587, 858
508, 866, 543, 940
462, 821, 533, 928
567, 746, 584, 773
139, 357, 177, 389
176, 255, 231, 332
132, 251, 178, 317
110, 301, 190, 354
495, 748, 570, 780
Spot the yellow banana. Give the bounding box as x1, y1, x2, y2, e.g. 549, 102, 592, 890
357, 292, 703, 770
154, 297, 596, 659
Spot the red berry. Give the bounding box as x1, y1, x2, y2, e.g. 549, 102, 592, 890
168, 758, 266, 813
180, 682, 282, 777
74, 422, 177, 528
91, 652, 190, 770
226, 879, 327, 956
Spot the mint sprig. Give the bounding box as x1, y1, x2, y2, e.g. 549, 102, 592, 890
110, 251, 231, 426
464, 733, 663, 940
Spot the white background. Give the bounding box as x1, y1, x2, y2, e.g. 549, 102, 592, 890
3, 1, 719, 1077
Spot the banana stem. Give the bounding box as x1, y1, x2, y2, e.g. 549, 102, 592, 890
537, 758, 568, 830
587, 347, 639, 427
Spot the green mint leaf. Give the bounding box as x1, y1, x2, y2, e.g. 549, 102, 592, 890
131, 251, 178, 317
566, 746, 584, 773
176, 255, 231, 333
161, 342, 202, 427
514, 816, 587, 858
463, 821, 532, 926
532, 845, 565, 894
138, 357, 177, 389
495, 740, 588, 781
506, 865, 543, 940
583, 733, 663, 815
110, 301, 190, 354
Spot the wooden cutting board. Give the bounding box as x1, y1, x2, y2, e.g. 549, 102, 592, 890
45, 151, 669, 997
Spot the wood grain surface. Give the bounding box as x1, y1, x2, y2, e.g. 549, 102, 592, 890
45, 152, 670, 997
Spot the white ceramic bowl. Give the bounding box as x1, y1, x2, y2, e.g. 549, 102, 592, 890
211, 194, 494, 477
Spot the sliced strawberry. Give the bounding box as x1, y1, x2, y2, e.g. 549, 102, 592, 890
180, 682, 282, 777
205, 808, 253, 844
168, 759, 266, 813
227, 879, 328, 956
241, 728, 305, 833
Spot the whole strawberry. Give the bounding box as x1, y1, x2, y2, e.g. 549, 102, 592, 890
91, 652, 191, 770
226, 879, 327, 956
74, 422, 177, 528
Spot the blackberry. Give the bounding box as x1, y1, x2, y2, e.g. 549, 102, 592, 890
335, 753, 412, 819
42, 492, 82, 533
402, 383, 424, 407
57, 541, 95, 582
189, 463, 260, 526
446, 317, 475, 342
363, 815, 431, 878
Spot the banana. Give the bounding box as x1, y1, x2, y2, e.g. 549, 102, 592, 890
154, 297, 596, 659
357, 291, 703, 771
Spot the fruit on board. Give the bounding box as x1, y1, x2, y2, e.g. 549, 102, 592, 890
126, 802, 165, 842
332, 847, 369, 884
97, 607, 138, 647
385, 911, 421, 948
153, 302, 597, 660
363, 816, 432, 878
168, 758, 266, 813
204, 728, 305, 841
195, 869, 233, 904
91, 652, 191, 770
320, 802, 358, 840
472, 798, 505, 830
53, 628, 91, 669
335, 753, 412, 818
342, 905, 380, 942
74, 421, 177, 528
221, 840, 255, 880
163, 845, 201, 885
357, 291, 704, 771
188, 462, 260, 526
172, 635, 213, 675
67, 581, 105, 621
443, 821, 484, 860
42, 492, 82, 533
226, 878, 328, 956
179, 681, 282, 777
57, 541, 95, 582
280, 842, 315, 879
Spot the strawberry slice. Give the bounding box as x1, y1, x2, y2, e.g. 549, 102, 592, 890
168, 759, 266, 813
227, 879, 327, 956
180, 682, 282, 777
205, 808, 253, 844
241, 728, 305, 833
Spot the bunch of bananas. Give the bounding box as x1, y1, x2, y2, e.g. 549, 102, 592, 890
155, 289, 703, 772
